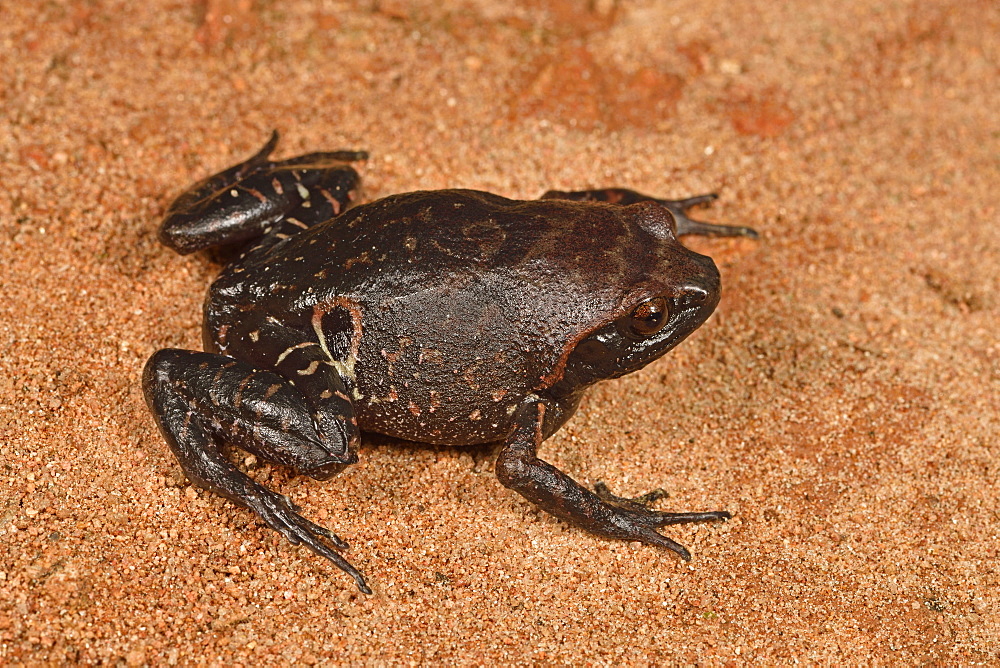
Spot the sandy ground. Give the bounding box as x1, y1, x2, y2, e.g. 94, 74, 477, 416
1, 0, 998, 664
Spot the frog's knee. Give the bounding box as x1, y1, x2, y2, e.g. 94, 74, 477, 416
494, 447, 536, 490
144, 347, 192, 375
142, 348, 197, 406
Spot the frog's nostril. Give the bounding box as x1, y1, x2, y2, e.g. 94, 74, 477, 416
682, 286, 710, 305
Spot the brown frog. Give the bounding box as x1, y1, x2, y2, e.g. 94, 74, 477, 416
143, 132, 757, 593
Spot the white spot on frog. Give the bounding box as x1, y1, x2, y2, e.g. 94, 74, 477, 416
276, 341, 318, 365
298, 360, 321, 375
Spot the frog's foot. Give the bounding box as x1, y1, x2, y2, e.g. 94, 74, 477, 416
592, 481, 730, 560
142, 348, 371, 593
660, 193, 759, 239
165, 131, 281, 217
159, 131, 367, 254
244, 485, 372, 594
593, 481, 730, 522
496, 400, 730, 561
540, 187, 758, 239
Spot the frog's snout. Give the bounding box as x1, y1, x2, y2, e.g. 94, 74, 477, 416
677, 251, 720, 302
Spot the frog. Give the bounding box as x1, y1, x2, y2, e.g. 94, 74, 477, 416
143, 131, 758, 594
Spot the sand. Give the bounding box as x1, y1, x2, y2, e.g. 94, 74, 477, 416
1, 0, 998, 664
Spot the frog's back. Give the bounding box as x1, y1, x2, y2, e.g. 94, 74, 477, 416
218, 190, 655, 444
293, 189, 654, 304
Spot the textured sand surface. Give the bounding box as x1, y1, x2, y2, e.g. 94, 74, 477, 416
1, 0, 998, 664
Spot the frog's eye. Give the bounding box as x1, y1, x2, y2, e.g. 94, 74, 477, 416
628, 297, 669, 337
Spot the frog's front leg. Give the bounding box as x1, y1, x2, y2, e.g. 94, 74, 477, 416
159, 131, 367, 254
495, 399, 730, 561
142, 348, 371, 593
540, 188, 758, 239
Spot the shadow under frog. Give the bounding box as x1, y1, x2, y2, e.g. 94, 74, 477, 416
143, 132, 758, 593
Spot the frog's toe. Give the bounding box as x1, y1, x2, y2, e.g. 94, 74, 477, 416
658, 193, 759, 239
592, 482, 730, 557
615, 507, 730, 560
296, 514, 352, 550
270, 494, 350, 550
665, 193, 719, 212
252, 489, 372, 594
636, 508, 732, 528
630, 527, 693, 561
593, 481, 668, 510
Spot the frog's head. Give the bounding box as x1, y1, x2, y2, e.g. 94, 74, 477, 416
544, 202, 721, 394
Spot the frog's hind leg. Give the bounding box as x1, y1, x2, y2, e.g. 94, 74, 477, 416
158, 131, 367, 254
540, 188, 758, 239
142, 348, 371, 593
496, 400, 730, 561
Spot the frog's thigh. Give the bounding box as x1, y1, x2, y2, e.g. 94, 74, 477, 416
143, 348, 355, 482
